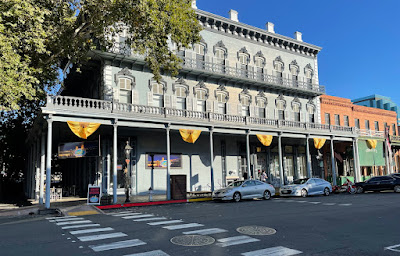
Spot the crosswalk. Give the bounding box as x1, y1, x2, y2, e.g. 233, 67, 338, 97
273, 198, 353, 207
47, 210, 304, 256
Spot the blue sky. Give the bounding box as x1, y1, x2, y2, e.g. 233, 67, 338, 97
197, 0, 400, 103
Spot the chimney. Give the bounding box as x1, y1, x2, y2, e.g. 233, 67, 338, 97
191, 0, 197, 9
266, 22, 275, 33
229, 9, 239, 22
294, 31, 302, 41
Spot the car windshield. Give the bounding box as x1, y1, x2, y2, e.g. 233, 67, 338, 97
293, 178, 309, 184
228, 181, 244, 187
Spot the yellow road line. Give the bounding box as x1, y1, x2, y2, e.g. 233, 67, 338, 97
188, 198, 212, 202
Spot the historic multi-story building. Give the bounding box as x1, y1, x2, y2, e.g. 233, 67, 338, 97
26, 1, 364, 207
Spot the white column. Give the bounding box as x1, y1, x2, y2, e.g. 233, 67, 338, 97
166, 125, 171, 200
246, 131, 251, 178
113, 123, 118, 204
209, 128, 214, 191
330, 137, 337, 186
278, 133, 284, 186
35, 140, 40, 200
107, 154, 111, 195
45, 119, 53, 209
306, 135, 312, 178
353, 138, 361, 182
39, 133, 45, 204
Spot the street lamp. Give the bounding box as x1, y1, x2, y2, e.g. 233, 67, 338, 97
124, 141, 132, 202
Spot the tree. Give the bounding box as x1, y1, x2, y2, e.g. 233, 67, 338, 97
0, 0, 202, 111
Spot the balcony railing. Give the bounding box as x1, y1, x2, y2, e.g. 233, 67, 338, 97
356, 129, 385, 138
45, 96, 358, 136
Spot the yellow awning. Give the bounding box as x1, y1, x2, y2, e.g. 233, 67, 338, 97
367, 139, 377, 149
313, 138, 326, 149
67, 121, 101, 139
256, 134, 273, 146
179, 129, 201, 144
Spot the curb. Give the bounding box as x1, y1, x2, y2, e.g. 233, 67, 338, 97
96, 197, 212, 210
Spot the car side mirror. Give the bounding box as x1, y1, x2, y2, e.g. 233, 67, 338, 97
242, 184, 247, 187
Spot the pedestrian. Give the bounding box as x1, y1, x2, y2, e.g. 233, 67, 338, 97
243, 172, 248, 180
261, 171, 267, 182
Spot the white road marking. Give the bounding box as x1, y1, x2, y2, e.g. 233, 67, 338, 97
46, 216, 77, 220
106, 211, 134, 215
338, 203, 352, 206
124, 250, 170, 256
322, 203, 336, 206
61, 224, 100, 230
89, 239, 146, 252
56, 220, 92, 226
163, 223, 204, 230
216, 235, 260, 247
133, 217, 167, 222
113, 212, 142, 217
183, 228, 228, 235
147, 220, 183, 226
77, 232, 127, 242
385, 243, 400, 252
69, 227, 114, 235
308, 202, 321, 204
296, 201, 307, 203
242, 246, 303, 256
53, 217, 85, 222
122, 214, 154, 219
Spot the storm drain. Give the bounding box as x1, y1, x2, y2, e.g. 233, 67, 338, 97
170, 235, 215, 246
236, 226, 277, 236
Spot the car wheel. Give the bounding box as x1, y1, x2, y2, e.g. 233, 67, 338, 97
356, 186, 364, 194
301, 189, 308, 197
323, 187, 330, 196
233, 192, 241, 202
394, 185, 400, 193
263, 190, 271, 200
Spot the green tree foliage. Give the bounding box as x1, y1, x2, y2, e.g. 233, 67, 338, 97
0, 0, 202, 111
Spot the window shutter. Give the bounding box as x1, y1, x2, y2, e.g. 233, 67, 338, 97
265, 107, 268, 118
206, 100, 213, 112
205, 55, 211, 70
132, 90, 139, 105
164, 95, 171, 108
213, 101, 219, 113
224, 60, 230, 75
254, 106, 259, 118
226, 103, 231, 115
301, 111, 307, 123
147, 92, 153, 106
186, 97, 193, 111
113, 87, 120, 102
249, 105, 255, 117
274, 109, 279, 119
171, 95, 177, 109
284, 110, 289, 121
193, 99, 197, 111
248, 65, 254, 79
237, 103, 242, 116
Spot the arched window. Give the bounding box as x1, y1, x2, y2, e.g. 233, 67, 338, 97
307, 104, 315, 123
238, 47, 250, 78
115, 68, 136, 104
292, 103, 301, 122
305, 64, 314, 86
274, 56, 284, 84
239, 89, 251, 116
290, 60, 299, 87
256, 96, 267, 118
175, 86, 187, 110
193, 81, 208, 112
275, 95, 286, 120
194, 39, 207, 69
151, 82, 165, 107
216, 91, 228, 114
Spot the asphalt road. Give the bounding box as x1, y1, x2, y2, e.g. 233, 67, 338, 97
1, 192, 400, 256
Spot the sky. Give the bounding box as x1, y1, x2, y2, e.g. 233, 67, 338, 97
196, 0, 400, 104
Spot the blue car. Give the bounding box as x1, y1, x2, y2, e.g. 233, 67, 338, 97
280, 178, 332, 197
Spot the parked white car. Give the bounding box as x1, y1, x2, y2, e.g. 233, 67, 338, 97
212, 180, 276, 202
280, 178, 332, 197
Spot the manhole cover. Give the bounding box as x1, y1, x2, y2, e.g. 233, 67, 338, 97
170, 235, 215, 246
236, 226, 277, 236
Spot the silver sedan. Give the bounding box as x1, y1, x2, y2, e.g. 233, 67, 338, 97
212, 180, 276, 202
280, 178, 332, 197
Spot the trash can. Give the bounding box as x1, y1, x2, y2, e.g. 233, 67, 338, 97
170, 175, 187, 200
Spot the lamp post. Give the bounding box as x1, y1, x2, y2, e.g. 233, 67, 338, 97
124, 141, 132, 203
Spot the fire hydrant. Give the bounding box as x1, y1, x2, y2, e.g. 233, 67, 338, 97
148, 187, 153, 202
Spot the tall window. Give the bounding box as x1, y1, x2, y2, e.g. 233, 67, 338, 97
344, 116, 349, 127
175, 87, 187, 110
239, 53, 250, 78
325, 113, 331, 125
334, 114, 340, 126
365, 120, 370, 130
374, 121, 379, 131
240, 95, 250, 116
194, 43, 205, 69
308, 105, 315, 123
275, 63, 283, 84
291, 67, 298, 87
393, 124, 397, 135
355, 119, 360, 129
293, 104, 300, 122
119, 78, 132, 103
215, 49, 225, 61
277, 100, 285, 120
195, 89, 206, 112
216, 92, 227, 114
257, 98, 266, 118
152, 83, 164, 107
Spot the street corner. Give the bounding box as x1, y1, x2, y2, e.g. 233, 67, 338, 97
63, 205, 102, 216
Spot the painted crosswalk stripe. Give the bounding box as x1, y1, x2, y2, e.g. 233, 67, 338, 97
147, 220, 183, 226
56, 220, 92, 226
339, 203, 352, 206
133, 217, 167, 222
183, 228, 228, 235
297, 201, 307, 203
77, 232, 127, 242
113, 212, 142, 217
241, 246, 303, 256
216, 235, 260, 247
308, 202, 321, 204
124, 250, 170, 256
46, 216, 77, 220
89, 239, 146, 252
122, 214, 154, 219
323, 203, 336, 206
53, 217, 85, 222
69, 227, 114, 235
61, 224, 100, 230
163, 223, 204, 230
107, 211, 134, 215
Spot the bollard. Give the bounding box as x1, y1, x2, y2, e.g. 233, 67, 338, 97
148, 187, 153, 202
